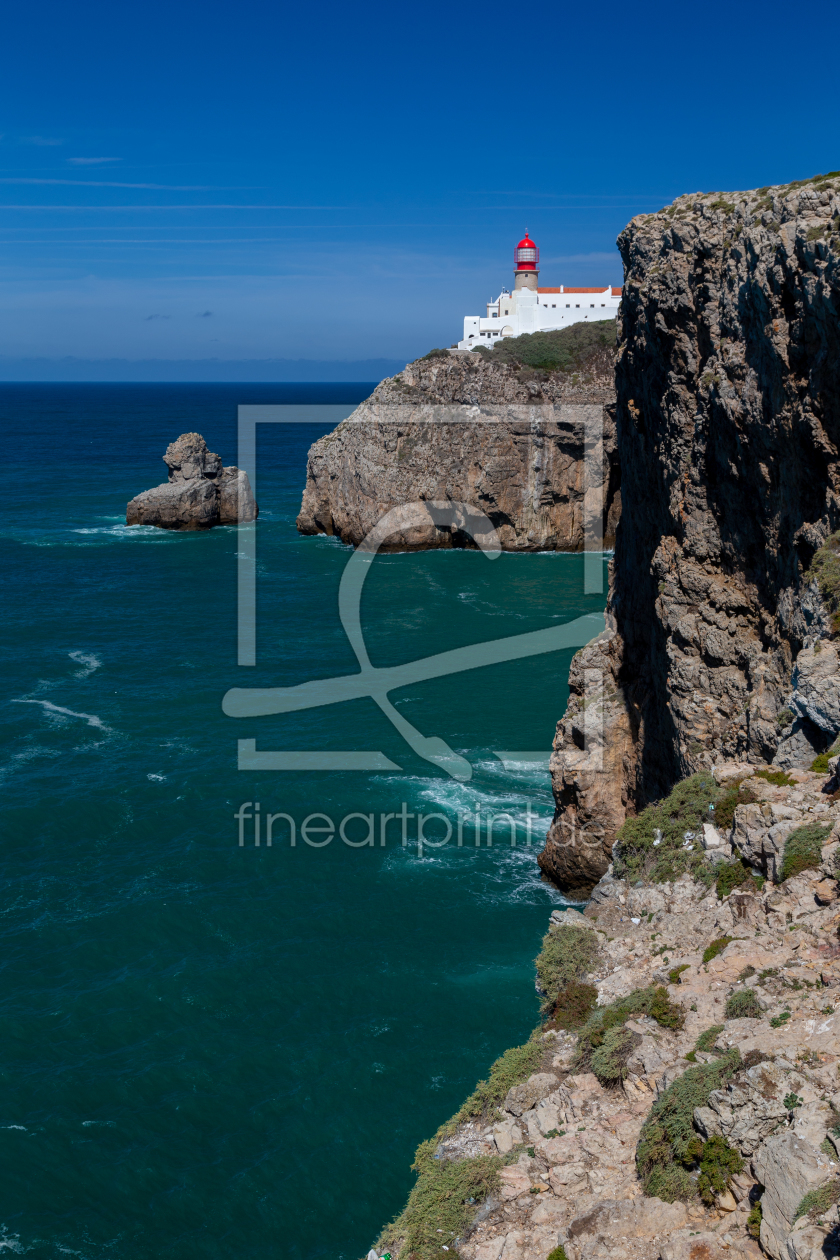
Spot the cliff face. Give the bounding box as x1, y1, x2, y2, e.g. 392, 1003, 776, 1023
297, 346, 620, 551
540, 175, 840, 893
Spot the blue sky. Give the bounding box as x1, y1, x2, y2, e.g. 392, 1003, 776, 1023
2, 0, 839, 372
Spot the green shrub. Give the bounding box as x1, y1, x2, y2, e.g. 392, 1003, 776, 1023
781, 823, 833, 882
697, 1134, 744, 1205
636, 1050, 741, 1199
725, 989, 762, 1019
482, 319, 616, 374
536, 922, 601, 1016
776, 708, 795, 728
421, 347, 450, 359
376, 1143, 503, 1260
716, 859, 763, 900
649, 986, 685, 1029
770, 1009, 791, 1028
590, 1026, 640, 1085
551, 981, 598, 1029
795, 1178, 840, 1223
754, 768, 795, 787
614, 773, 720, 884
695, 1025, 725, 1053
713, 779, 757, 830
747, 1201, 762, 1238
668, 964, 690, 984
703, 936, 733, 964
546, 1248, 569, 1260
811, 752, 831, 774
577, 985, 684, 1084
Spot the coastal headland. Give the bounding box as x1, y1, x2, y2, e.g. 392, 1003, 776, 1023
299, 173, 840, 1260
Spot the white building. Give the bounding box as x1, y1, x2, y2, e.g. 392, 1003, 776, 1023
457, 233, 621, 350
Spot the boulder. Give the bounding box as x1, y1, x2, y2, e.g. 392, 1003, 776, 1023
126, 432, 257, 530
503, 1073, 559, 1117
789, 642, 840, 737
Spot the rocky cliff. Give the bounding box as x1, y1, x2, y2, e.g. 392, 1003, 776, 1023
126, 432, 257, 530
541, 174, 840, 893
297, 329, 620, 551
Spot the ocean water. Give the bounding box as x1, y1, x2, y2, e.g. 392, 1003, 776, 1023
0, 385, 607, 1260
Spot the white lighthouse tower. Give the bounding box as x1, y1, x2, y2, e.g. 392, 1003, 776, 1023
457, 233, 621, 350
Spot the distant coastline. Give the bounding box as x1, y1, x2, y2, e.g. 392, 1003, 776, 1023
0, 356, 408, 383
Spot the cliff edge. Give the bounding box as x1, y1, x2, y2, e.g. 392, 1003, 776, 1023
297, 324, 620, 552
541, 174, 840, 893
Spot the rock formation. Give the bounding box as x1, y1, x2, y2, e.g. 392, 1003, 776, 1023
373, 762, 840, 1260
542, 174, 840, 892
297, 342, 620, 551
126, 432, 257, 530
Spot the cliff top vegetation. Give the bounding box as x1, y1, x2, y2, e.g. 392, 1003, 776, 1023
471, 318, 617, 375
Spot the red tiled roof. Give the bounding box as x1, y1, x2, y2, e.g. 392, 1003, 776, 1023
536, 286, 622, 294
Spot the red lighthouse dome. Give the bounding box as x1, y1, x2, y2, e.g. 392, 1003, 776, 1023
514, 233, 539, 270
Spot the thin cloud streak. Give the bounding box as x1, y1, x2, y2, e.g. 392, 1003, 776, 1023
0, 178, 229, 189
67, 157, 122, 166
0, 203, 352, 210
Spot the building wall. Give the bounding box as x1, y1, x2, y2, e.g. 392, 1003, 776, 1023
459, 285, 620, 349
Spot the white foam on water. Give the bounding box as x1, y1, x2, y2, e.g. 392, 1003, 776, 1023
68, 650, 102, 679
147, 773, 166, 782
0, 1126, 26, 1131
11, 699, 109, 730
73, 523, 160, 537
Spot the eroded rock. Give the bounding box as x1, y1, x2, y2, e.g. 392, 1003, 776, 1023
126, 433, 257, 530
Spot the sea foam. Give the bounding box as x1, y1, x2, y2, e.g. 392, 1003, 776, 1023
11, 698, 109, 730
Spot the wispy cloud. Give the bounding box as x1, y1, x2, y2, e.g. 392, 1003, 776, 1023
0, 203, 351, 210
197, 310, 213, 317
20, 136, 63, 146
144, 313, 169, 320
67, 157, 122, 166
0, 178, 222, 189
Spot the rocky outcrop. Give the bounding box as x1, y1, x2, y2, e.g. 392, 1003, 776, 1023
372, 815, 840, 1260
297, 347, 620, 551
126, 432, 257, 530
542, 175, 840, 892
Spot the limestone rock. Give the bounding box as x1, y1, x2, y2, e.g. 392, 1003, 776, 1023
752, 1131, 835, 1260
126, 432, 257, 530
296, 351, 620, 553
567, 1197, 688, 1247
541, 177, 840, 889
503, 1073, 559, 1117
789, 642, 840, 737
693, 1062, 789, 1155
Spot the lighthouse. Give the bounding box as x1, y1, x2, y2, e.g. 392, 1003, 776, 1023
457, 233, 622, 350
513, 233, 539, 291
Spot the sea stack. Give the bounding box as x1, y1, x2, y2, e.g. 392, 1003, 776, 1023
126, 432, 257, 530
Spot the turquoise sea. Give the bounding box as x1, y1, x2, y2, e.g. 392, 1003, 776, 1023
1, 385, 606, 1259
